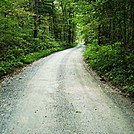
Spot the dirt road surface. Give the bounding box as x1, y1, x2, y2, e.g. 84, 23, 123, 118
0, 45, 134, 134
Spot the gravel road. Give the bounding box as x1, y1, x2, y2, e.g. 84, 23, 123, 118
0, 45, 134, 134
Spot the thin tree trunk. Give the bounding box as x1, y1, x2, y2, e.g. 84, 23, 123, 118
33, 0, 38, 38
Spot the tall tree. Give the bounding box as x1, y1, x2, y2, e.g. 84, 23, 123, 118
33, 0, 39, 38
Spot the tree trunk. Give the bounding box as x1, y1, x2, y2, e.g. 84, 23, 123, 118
33, 0, 38, 38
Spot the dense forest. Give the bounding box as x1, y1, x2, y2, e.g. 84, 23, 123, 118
0, 0, 134, 91
0, 0, 76, 77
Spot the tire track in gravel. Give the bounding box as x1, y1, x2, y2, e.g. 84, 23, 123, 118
0, 54, 55, 133
71, 46, 134, 134
54, 47, 81, 134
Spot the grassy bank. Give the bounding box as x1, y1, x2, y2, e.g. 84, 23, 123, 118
84, 43, 134, 92
0, 46, 66, 78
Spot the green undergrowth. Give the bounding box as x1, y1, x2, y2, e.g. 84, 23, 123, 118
84, 42, 134, 92
0, 32, 75, 78
0, 46, 65, 78
21, 47, 65, 64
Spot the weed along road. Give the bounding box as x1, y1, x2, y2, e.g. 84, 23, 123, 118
0, 45, 134, 134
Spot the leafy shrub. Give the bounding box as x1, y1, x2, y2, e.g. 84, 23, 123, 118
84, 42, 134, 92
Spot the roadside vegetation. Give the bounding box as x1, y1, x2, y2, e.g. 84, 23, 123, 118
0, 45, 66, 77
84, 42, 134, 92
0, 0, 76, 78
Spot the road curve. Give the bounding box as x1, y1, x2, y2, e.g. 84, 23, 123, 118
0, 45, 134, 134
